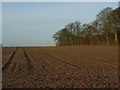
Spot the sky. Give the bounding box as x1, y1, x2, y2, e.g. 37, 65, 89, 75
2, 2, 118, 46
0, 2, 2, 44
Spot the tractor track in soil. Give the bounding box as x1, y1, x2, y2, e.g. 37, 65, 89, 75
27, 48, 82, 70
40, 48, 118, 66
2, 48, 18, 72
23, 48, 33, 70
2, 47, 118, 88
22, 48, 50, 73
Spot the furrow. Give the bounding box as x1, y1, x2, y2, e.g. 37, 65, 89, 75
23, 49, 33, 71
40, 50, 81, 70
2, 48, 18, 72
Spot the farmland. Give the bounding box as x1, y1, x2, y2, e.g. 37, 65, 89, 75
2, 46, 118, 88
0, 47, 2, 89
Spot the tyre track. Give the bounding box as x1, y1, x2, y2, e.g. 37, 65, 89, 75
26, 48, 81, 77
2, 48, 18, 72
10, 48, 28, 74
23, 48, 49, 72
41, 48, 118, 66
39, 50, 82, 70
34, 49, 118, 87
22, 48, 55, 85
23, 48, 33, 70
26, 48, 75, 74
2, 47, 118, 88
11, 63, 16, 72
24, 48, 53, 73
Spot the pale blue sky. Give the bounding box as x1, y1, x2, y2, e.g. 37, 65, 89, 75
2, 2, 118, 46
0, 2, 2, 44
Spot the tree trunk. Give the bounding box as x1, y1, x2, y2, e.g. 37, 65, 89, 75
115, 31, 118, 44
90, 36, 92, 45
106, 33, 109, 45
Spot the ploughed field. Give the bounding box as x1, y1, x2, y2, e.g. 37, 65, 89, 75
0, 47, 1, 89
2, 46, 118, 88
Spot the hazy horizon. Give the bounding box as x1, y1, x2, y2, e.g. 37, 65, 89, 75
2, 2, 118, 46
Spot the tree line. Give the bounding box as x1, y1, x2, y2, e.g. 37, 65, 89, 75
53, 7, 119, 46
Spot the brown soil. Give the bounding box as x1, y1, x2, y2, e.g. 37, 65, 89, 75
2, 46, 118, 88
0, 47, 2, 89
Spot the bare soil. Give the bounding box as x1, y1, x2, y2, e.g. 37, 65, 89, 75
2, 46, 118, 88
0, 47, 2, 89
